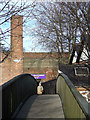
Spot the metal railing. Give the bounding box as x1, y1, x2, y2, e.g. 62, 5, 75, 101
56, 72, 90, 119
1, 71, 90, 119
2, 74, 37, 119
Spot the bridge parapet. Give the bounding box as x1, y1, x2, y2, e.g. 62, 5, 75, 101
56, 72, 90, 119
42, 79, 57, 94
1, 74, 37, 119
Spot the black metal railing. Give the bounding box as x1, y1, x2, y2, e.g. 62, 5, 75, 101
2, 74, 37, 119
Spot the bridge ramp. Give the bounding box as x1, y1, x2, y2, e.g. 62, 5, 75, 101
16, 95, 64, 118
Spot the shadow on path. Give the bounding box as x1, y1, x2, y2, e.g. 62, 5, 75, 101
15, 95, 37, 119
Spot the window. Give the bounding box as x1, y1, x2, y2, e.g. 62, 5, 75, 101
74, 67, 89, 77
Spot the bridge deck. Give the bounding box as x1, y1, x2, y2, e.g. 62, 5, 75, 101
16, 94, 64, 119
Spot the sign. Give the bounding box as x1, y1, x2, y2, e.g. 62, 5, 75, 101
31, 74, 46, 79
74, 67, 89, 76
13, 58, 21, 63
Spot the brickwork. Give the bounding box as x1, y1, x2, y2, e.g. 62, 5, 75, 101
10, 15, 23, 79
23, 52, 60, 82
0, 15, 69, 84
23, 67, 58, 82
0, 15, 23, 84
1, 54, 11, 83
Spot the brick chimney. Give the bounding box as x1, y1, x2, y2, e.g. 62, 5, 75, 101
11, 15, 23, 78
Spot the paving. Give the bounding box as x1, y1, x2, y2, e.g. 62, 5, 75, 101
16, 94, 64, 119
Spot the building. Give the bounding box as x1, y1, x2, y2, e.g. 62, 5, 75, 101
0, 15, 69, 84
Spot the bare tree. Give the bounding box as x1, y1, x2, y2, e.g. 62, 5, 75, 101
30, 2, 89, 64
0, 0, 35, 63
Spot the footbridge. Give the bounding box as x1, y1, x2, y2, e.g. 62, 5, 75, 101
1, 73, 90, 119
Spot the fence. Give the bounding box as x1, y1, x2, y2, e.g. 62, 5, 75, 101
2, 74, 37, 119
56, 73, 90, 119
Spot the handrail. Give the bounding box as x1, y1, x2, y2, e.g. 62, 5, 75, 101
56, 71, 90, 119
2, 73, 37, 119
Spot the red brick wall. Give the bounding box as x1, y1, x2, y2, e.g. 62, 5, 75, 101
1, 15, 23, 84
23, 52, 60, 82
24, 67, 58, 82
1, 54, 11, 83
23, 52, 69, 59
23, 52, 69, 82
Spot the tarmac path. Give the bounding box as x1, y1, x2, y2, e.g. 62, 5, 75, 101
16, 94, 64, 119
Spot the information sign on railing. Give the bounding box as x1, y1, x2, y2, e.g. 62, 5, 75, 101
31, 74, 46, 79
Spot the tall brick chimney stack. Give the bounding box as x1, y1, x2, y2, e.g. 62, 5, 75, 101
11, 15, 23, 78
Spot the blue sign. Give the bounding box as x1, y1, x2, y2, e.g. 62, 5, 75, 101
31, 74, 46, 79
